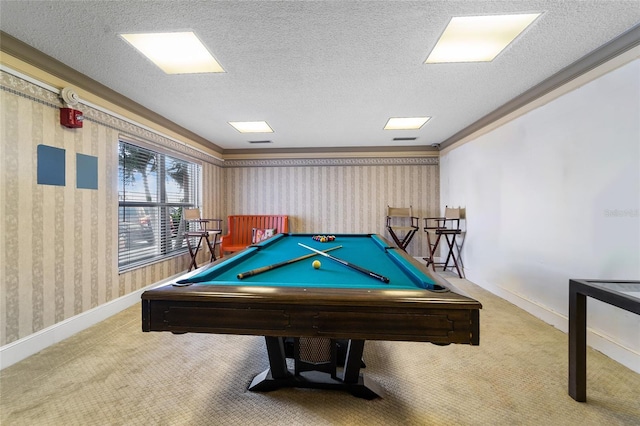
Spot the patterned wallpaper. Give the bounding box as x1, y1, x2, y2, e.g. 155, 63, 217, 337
0, 70, 439, 347
0, 72, 224, 346
223, 160, 439, 255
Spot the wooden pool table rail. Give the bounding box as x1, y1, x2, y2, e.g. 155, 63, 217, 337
142, 291, 479, 344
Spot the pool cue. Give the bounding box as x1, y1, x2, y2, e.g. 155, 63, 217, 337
297, 243, 390, 283
237, 245, 342, 279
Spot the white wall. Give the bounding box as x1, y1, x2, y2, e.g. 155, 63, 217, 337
440, 57, 640, 372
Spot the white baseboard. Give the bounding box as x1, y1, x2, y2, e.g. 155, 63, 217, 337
0, 272, 184, 370
4, 268, 638, 375
469, 275, 640, 374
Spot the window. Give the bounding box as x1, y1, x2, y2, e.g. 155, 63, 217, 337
118, 140, 201, 270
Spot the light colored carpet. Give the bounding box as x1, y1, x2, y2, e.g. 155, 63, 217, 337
1, 278, 639, 425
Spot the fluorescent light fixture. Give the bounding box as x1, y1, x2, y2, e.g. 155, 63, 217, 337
229, 121, 274, 133
384, 117, 430, 130
120, 32, 225, 74
426, 13, 541, 63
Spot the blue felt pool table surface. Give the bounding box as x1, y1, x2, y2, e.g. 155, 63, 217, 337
181, 233, 440, 291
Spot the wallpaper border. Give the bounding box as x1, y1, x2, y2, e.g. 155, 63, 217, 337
223, 157, 438, 167
0, 70, 224, 167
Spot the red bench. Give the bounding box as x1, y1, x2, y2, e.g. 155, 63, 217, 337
220, 215, 289, 256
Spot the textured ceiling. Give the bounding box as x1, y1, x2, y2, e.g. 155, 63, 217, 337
1, 1, 639, 153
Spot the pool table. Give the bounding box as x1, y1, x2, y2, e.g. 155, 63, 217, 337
142, 233, 481, 399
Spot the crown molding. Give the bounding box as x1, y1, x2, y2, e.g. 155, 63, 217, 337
439, 23, 640, 151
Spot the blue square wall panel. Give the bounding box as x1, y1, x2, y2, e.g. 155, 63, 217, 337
37, 145, 65, 186
76, 153, 98, 190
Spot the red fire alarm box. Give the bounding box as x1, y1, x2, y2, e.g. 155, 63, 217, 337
60, 108, 84, 128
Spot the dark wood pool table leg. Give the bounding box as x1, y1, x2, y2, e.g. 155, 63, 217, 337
342, 339, 365, 382
265, 336, 289, 378
248, 337, 383, 399
342, 339, 384, 399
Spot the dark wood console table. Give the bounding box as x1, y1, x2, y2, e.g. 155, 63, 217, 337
568, 279, 640, 402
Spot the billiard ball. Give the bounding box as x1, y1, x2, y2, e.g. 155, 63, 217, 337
312, 260, 321, 269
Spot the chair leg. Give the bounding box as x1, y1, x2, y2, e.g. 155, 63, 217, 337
442, 234, 462, 278
423, 232, 440, 272
186, 235, 203, 271
387, 227, 403, 250
203, 234, 216, 262
399, 229, 417, 251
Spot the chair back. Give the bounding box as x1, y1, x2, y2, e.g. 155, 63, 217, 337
227, 215, 289, 247
182, 208, 222, 233
386, 206, 418, 230
444, 207, 461, 229
182, 208, 202, 233
387, 206, 413, 218
444, 207, 461, 220
183, 208, 201, 221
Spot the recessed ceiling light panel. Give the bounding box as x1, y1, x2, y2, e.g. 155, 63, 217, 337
426, 13, 541, 63
120, 32, 225, 74
229, 121, 274, 133
384, 117, 431, 130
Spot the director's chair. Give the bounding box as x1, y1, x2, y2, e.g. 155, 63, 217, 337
183, 208, 222, 271
423, 207, 464, 278
386, 206, 419, 252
